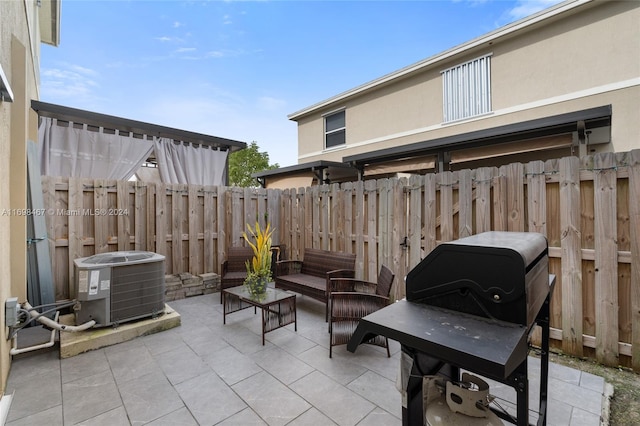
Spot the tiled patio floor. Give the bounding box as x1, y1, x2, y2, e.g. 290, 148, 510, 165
4, 292, 609, 425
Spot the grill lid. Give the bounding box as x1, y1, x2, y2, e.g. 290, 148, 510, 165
443, 232, 547, 270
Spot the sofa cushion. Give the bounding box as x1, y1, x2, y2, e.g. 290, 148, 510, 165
277, 273, 326, 291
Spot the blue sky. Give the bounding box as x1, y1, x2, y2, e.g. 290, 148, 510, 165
40, 0, 563, 167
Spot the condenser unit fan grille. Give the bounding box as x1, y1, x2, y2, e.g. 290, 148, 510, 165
110, 262, 165, 323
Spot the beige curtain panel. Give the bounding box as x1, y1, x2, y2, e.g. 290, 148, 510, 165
38, 117, 153, 180
153, 137, 228, 186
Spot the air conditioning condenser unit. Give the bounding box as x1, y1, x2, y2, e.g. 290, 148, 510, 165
74, 251, 166, 327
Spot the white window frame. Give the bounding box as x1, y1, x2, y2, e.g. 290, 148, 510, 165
323, 109, 346, 150
442, 54, 492, 123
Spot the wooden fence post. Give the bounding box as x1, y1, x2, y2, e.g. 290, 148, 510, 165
560, 156, 584, 357
628, 150, 640, 370
458, 169, 473, 238
593, 152, 619, 366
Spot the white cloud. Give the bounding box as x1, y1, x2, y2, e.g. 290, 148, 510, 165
507, 0, 563, 21
205, 49, 243, 58
257, 96, 286, 112
67, 64, 99, 77
176, 47, 197, 53
40, 64, 100, 101
173, 21, 183, 28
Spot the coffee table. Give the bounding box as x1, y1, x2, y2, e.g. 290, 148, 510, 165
222, 285, 297, 345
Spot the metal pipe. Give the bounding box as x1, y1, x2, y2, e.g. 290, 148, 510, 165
22, 301, 96, 332
9, 302, 96, 356
10, 312, 59, 356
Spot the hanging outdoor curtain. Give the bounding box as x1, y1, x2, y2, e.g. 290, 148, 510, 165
153, 137, 228, 186
38, 117, 153, 180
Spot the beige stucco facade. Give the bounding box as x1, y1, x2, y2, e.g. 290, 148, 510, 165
291, 0, 639, 173
0, 0, 50, 393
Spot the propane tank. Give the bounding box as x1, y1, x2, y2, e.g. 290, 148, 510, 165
424, 373, 505, 426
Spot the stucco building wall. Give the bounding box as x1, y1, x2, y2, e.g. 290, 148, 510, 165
295, 1, 639, 164
0, 0, 42, 392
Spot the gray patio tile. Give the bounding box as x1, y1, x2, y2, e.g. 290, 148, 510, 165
61, 370, 122, 425
334, 343, 399, 381
570, 407, 602, 426
6, 350, 59, 380
175, 371, 247, 426
263, 327, 317, 355
176, 307, 217, 325
60, 348, 110, 384
347, 370, 402, 419
106, 344, 160, 385
297, 345, 368, 385
5, 356, 61, 423
182, 326, 231, 357
5, 404, 62, 426
294, 297, 326, 316
544, 398, 573, 426
290, 370, 375, 426
216, 407, 268, 425
102, 336, 145, 355
153, 344, 211, 385
77, 406, 130, 426
146, 406, 199, 426
232, 371, 311, 426
548, 376, 603, 415
580, 370, 605, 392
549, 360, 582, 385
168, 295, 216, 315
118, 372, 184, 425
220, 322, 275, 354
172, 322, 211, 339
141, 328, 184, 356
295, 320, 331, 348
249, 346, 314, 385
287, 407, 337, 425
356, 407, 402, 426
203, 345, 263, 385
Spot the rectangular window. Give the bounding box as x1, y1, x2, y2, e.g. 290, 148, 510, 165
442, 54, 491, 123
324, 110, 345, 149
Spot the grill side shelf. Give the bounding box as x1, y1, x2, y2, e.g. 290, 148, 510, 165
347, 300, 529, 379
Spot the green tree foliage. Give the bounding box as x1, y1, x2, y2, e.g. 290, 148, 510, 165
228, 141, 279, 187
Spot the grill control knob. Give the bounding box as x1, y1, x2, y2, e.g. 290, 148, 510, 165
493, 294, 501, 301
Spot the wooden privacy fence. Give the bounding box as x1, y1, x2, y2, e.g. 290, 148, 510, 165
42, 149, 639, 370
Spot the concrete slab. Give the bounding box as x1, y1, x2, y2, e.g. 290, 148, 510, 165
59, 304, 181, 358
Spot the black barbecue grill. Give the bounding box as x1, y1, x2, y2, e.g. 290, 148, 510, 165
348, 231, 555, 426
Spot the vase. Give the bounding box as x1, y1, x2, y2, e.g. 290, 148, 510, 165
245, 275, 269, 298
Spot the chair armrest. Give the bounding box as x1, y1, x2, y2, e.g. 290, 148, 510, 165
326, 269, 356, 278
325, 270, 357, 295
330, 292, 390, 319
329, 278, 377, 295
275, 260, 303, 277
221, 261, 229, 276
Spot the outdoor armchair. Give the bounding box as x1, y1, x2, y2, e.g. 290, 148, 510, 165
328, 265, 395, 358
220, 246, 254, 303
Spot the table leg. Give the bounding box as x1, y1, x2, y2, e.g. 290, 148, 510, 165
261, 306, 266, 345
223, 291, 227, 324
